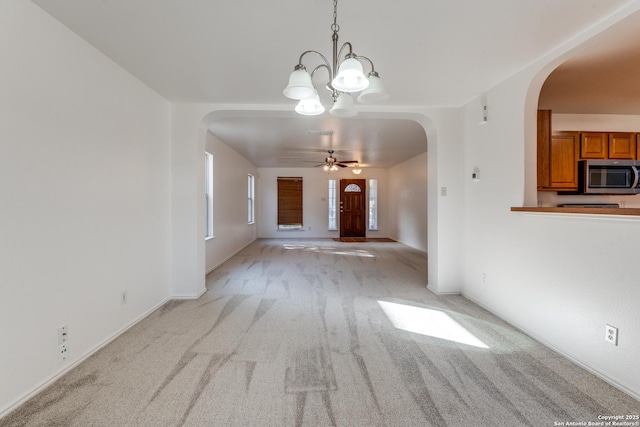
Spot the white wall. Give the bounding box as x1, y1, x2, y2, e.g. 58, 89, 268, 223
257, 167, 390, 239
461, 5, 640, 399
205, 132, 258, 272
0, 0, 172, 416
553, 113, 640, 131
389, 153, 428, 252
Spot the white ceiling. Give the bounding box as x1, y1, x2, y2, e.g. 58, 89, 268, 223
31, 0, 640, 167
209, 114, 427, 168
539, 10, 640, 115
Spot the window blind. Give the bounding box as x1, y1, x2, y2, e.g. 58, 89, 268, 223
277, 177, 303, 227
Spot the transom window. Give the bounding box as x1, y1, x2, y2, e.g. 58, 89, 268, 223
345, 183, 362, 192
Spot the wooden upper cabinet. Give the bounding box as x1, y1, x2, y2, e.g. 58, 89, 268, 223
637, 134, 640, 160
548, 131, 579, 190
580, 132, 608, 159
537, 111, 579, 191
608, 132, 636, 159
537, 110, 551, 189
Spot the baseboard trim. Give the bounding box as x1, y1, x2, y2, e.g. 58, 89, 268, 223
206, 237, 257, 275
172, 287, 207, 300
0, 296, 172, 420
462, 293, 640, 402
427, 284, 461, 296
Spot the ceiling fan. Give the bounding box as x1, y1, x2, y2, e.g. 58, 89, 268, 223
308, 150, 359, 168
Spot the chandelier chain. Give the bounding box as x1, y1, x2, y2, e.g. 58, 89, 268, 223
331, 0, 339, 33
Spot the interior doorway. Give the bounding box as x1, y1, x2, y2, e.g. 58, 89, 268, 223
339, 179, 366, 238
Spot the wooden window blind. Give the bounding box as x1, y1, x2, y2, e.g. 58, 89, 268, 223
277, 177, 303, 228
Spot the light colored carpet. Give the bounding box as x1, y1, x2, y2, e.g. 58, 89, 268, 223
2, 238, 638, 426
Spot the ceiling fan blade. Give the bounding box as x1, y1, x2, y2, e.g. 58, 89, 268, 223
313, 164, 325, 167
336, 163, 348, 168
337, 160, 358, 164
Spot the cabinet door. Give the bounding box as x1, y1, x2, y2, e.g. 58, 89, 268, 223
537, 110, 551, 188
609, 133, 636, 159
549, 132, 579, 190
581, 132, 608, 159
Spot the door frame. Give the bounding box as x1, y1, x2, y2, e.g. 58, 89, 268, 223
339, 178, 367, 238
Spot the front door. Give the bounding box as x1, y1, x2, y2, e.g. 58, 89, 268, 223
340, 179, 366, 238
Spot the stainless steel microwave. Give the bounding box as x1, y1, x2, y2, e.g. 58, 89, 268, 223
578, 160, 640, 194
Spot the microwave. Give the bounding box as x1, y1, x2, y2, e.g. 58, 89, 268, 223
578, 160, 640, 194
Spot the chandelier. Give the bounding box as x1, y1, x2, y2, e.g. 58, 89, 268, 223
283, 0, 388, 117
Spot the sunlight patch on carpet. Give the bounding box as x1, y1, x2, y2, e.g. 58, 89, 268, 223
378, 301, 489, 349
283, 244, 375, 258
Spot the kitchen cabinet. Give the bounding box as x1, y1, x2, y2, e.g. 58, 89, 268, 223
536, 110, 639, 191
608, 132, 636, 159
548, 132, 579, 190
537, 110, 579, 191
537, 110, 551, 189
579, 132, 635, 159
580, 132, 607, 159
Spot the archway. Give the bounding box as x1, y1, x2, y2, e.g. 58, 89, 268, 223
196, 109, 439, 289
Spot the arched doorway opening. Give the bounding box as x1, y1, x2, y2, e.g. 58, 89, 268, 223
197, 110, 438, 288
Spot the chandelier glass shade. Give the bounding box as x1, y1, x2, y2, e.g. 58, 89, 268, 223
283, 67, 316, 100
283, 0, 387, 117
295, 90, 325, 116
331, 57, 369, 92
357, 72, 389, 103
330, 93, 357, 117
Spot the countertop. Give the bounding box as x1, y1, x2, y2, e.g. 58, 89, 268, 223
510, 206, 640, 216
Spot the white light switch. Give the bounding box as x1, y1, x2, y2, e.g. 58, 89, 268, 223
440, 187, 447, 197
472, 167, 480, 182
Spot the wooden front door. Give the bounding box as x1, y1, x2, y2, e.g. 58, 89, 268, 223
340, 179, 366, 238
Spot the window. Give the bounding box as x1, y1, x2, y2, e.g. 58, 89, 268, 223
277, 177, 303, 230
369, 178, 378, 230
205, 152, 214, 238
248, 174, 255, 224
328, 179, 337, 230
345, 183, 362, 192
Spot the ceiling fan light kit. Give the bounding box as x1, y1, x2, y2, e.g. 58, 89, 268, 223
283, 0, 387, 117
311, 149, 360, 174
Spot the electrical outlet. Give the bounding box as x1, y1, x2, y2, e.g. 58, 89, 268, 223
59, 344, 68, 361
605, 324, 618, 345
482, 273, 488, 285
58, 325, 68, 344
121, 290, 128, 304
